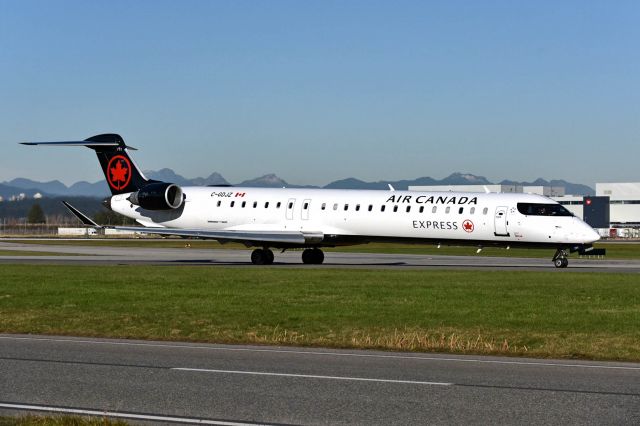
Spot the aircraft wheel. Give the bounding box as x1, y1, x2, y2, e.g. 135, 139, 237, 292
554, 257, 568, 268
264, 248, 274, 265
251, 248, 267, 265
312, 248, 324, 264
302, 248, 314, 264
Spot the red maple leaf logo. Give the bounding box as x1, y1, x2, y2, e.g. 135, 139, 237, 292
463, 220, 474, 233
110, 161, 128, 183
106, 155, 132, 190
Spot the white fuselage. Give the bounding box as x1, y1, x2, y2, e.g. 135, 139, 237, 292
109, 187, 600, 248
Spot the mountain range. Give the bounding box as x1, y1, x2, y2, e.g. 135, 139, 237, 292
0, 170, 595, 198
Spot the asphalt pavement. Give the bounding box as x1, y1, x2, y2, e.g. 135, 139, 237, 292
1, 335, 639, 425
1, 240, 638, 272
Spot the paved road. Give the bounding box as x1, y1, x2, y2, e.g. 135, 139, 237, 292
1, 240, 637, 272
1, 335, 639, 425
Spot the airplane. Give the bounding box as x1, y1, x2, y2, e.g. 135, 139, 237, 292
22, 133, 601, 268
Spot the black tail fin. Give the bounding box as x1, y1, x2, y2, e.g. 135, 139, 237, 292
83, 134, 149, 195
22, 133, 150, 195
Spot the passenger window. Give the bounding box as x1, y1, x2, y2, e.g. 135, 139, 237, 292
265, 202, 269, 208
432, 206, 437, 213
393, 205, 398, 212
333, 203, 338, 211
368, 205, 373, 212
470, 207, 475, 214
355, 204, 360, 211
230, 201, 235, 207
419, 206, 424, 213
321, 203, 326, 210
276, 202, 281, 208
217, 200, 221, 207
253, 201, 258, 208
381, 205, 386, 212
458, 207, 464, 214
483, 207, 488, 215
303, 202, 309, 210
406, 206, 411, 213
288, 202, 293, 209
445, 207, 450, 214
242, 201, 246, 208
344, 204, 349, 211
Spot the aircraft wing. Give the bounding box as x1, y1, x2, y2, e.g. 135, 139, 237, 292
62, 201, 323, 246
109, 226, 322, 245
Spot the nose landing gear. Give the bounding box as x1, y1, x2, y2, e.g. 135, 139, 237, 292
552, 249, 569, 268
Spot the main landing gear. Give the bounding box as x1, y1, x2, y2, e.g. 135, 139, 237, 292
251, 248, 275, 265
249, 247, 325, 265
302, 248, 325, 265
552, 249, 569, 268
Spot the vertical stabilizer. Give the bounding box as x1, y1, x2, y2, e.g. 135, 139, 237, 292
84, 134, 149, 194
22, 133, 151, 195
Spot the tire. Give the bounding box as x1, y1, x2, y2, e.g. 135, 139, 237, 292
251, 249, 266, 265
302, 249, 313, 264
264, 249, 274, 265
311, 248, 324, 264
554, 258, 564, 268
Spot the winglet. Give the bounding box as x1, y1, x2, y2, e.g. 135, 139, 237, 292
62, 201, 100, 227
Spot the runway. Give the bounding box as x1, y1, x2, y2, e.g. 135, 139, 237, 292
0, 334, 638, 425
0, 240, 638, 272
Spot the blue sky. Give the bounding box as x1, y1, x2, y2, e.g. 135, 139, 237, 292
1, 0, 638, 187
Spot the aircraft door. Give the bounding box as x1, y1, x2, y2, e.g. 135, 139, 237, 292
494, 206, 510, 236
286, 198, 296, 220
302, 199, 311, 220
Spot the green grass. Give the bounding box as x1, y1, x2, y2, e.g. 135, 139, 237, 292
0, 250, 70, 256
0, 416, 127, 426
6, 239, 638, 259
1, 265, 639, 361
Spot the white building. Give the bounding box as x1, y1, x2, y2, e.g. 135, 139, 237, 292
596, 183, 640, 227
409, 184, 522, 193
552, 183, 640, 228
523, 186, 565, 197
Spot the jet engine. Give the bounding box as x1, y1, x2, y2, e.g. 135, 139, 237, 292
128, 182, 184, 210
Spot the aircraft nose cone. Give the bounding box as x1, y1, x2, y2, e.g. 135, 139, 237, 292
583, 223, 600, 243
102, 197, 112, 211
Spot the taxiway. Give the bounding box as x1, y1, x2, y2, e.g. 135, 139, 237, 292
1, 334, 639, 425
0, 240, 638, 272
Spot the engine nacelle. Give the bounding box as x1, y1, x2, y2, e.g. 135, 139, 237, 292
128, 182, 184, 210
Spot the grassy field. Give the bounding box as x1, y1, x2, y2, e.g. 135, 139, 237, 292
0, 416, 127, 426
1, 265, 639, 361
5, 239, 639, 259
0, 250, 71, 256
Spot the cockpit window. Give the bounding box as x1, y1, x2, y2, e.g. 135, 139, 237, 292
517, 203, 573, 216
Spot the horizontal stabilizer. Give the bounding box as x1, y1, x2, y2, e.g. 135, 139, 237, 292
20, 141, 137, 150
62, 201, 100, 227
